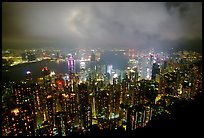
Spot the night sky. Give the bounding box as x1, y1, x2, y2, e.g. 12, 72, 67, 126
2, 2, 202, 52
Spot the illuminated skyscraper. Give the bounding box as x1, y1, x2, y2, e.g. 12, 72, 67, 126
46, 95, 54, 136
80, 61, 86, 71
95, 89, 110, 119
2, 105, 35, 136
2, 82, 38, 136
25, 71, 33, 83
42, 67, 51, 89
107, 65, 113, 75
78, 83, 92, 129
79, 61, 87, 83
56, 74, 65, 91
67, 54, 75, 80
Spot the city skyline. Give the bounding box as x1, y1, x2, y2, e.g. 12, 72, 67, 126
2, 2, 203, 136
2, 48, 203, 136
2, 2, 202, 52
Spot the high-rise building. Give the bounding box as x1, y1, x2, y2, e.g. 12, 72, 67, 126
2, 105, 35, 136
55, 111, 67, 136
46, 95, 55, 136
41, 67, 53, 123
151, 63, 160, 81
2, 81, 38, 136
25, 71, 33, 83
107, 65, 113, 75
95, 89, 110, 119
67, 54, 75, 80
56, 74, 65, 91
79, 61, 87, 83
42, 67, 51, 89
78, 83, 92, 129
91, 51, 96, 62
12, 82, 37, 113
65, 92, 78, 129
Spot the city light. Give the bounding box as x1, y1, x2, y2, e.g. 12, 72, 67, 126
26, 71, 31, 75
11, 108, 20, 116
50, 71, 55, 77
2, 2, 202, 136
113, 73, 118, 78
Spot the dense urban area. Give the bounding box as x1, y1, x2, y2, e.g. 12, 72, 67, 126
2, 48, 202, 136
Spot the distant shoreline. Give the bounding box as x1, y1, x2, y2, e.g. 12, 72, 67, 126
2, 59, 51, 69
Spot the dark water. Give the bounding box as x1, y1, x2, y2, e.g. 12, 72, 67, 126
2, 52, 129, 84
2, 59, 82, 84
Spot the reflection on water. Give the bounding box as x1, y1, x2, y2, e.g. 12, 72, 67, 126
2, 59, 81, 84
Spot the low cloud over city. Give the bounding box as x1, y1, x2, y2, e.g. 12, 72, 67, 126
2, 2, 202, 51
2, 3, 203, 136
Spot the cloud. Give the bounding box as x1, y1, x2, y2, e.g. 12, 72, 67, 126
2, 2, 202, 51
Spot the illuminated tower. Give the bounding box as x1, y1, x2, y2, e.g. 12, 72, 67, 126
46, 95, 54, 136
67, 54, 75, 80
80, 61, 86, 71
9, 82, 38, 136
56, 74, 65, 91
79, 61, 86, 83
2, 105, 36, 136
78, 83, 92, 129
25, 71, 33, 83
42, 67, 51, 89
107, 65, 113, 75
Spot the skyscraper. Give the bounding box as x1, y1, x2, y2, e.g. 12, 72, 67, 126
78, 83, 92, 129
67, 54, 75, 80
91, 51, 96, 62
4, 82, 38, 136
41, 67, 51, 89
152, 63, 160, 81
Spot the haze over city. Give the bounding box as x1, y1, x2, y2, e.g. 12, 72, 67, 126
2, 2, 202, 52
2, 2, 203, 137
